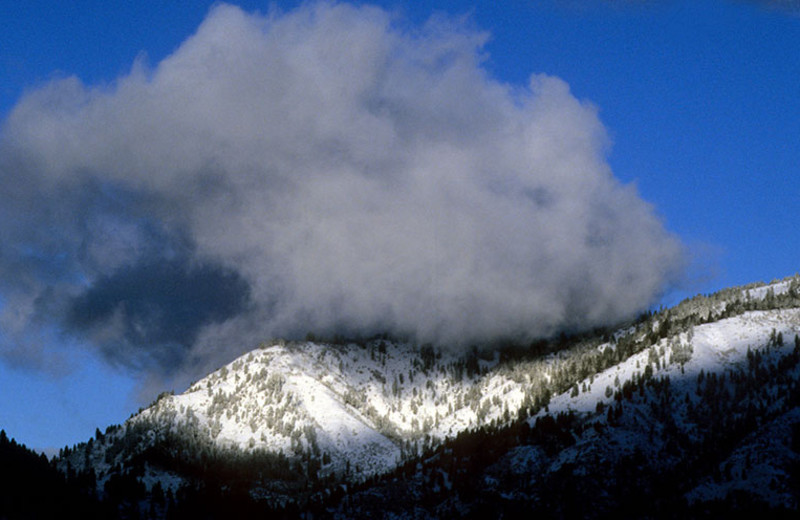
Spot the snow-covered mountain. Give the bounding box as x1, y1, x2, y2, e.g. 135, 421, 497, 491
68, 338, 529, 492
59, 275, 800, 517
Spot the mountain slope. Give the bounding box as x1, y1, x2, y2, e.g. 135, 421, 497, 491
59, 275, 800, 517
0, 430, 108, 519
334, 309, 800, 518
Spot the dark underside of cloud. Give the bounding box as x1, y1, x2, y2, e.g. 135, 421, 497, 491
64, 257, 250, 371
0, 1, 685, 384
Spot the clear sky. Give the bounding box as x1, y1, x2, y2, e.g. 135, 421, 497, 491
0, 0, 798, 452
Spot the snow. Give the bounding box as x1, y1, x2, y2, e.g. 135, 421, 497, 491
103, 337, 540, 482
69, 276, 800, 496
536, 309, 800, 424
745, 280, 792, 300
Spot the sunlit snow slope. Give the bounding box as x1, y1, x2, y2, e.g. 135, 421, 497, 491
64, 276, 800, 505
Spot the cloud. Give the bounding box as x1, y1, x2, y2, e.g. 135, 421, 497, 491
64, 256, 250, 371
0, 2, 684, 382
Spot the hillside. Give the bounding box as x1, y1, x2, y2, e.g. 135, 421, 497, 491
57, 275, 800, 518
0, 430, 109, 519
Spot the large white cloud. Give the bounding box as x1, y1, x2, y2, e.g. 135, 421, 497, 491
0, 2, 683, 379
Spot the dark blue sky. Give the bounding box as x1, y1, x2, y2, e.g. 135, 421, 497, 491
1, 0, 798, 451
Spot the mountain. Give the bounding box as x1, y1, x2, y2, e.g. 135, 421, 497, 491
55, 276, 800, 518
0, 429, 109, 519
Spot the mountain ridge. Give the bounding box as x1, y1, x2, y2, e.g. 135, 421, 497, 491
52, 274, 800, 517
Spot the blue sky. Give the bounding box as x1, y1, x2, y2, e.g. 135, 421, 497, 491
0, 0, 798, 452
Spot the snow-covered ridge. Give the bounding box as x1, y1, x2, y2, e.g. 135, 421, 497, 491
543, 308, 800, 419
506, 307, 800, 509
64, 274, 800, 497
129, 340, 531, 477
